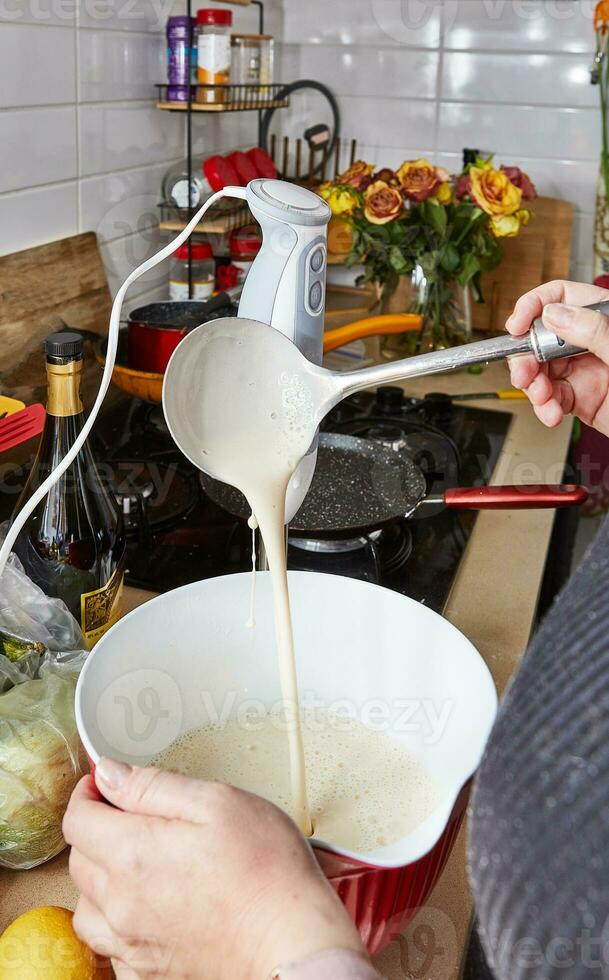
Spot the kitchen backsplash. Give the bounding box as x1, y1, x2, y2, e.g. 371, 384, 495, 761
0, 0, 601, 300
0, 0, 282, 311
283, 0, 600, 285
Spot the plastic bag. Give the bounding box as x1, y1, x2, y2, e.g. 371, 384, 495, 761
0, 526, 88, 869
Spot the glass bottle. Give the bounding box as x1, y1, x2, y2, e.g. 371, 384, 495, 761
12, 332, 126, 648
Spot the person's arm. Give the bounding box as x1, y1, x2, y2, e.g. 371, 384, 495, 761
470, 280, 609, 978
505, 279, 609, 433
63, 760, 381, 980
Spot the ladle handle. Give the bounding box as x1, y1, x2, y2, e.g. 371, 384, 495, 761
335, 318, 588, 399
338, 320, 584, 398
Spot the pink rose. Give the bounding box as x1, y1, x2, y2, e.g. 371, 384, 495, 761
455, 173, 472, 199
500, 166, 536, 200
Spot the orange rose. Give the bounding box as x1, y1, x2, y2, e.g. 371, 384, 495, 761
468, 165, 522, 219
595, 0, 609, 32
337, 160, 375, 191
363, 180, 404, 225
397, 158, 441, 202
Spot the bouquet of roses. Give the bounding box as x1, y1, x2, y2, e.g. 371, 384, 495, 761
319, 155, 536, 347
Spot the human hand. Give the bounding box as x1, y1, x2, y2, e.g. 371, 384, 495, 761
506, 280, 609, 435
63, 760, 364, 980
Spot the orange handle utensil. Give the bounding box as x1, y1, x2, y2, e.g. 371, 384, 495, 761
323, 314, 422, 354
494, 389, 528, 400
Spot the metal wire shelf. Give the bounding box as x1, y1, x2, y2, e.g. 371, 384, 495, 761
158, 200, 252, 234
156, 82, 289, 113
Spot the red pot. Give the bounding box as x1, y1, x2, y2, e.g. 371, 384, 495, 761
127, 300, 236, 375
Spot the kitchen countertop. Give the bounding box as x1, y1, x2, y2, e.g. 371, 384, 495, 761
0, 361, 575, 980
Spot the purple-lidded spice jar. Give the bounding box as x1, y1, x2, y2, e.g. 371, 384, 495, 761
167, 16, 196, 100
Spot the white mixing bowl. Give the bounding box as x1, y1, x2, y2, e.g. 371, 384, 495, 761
75, 570, 497, 952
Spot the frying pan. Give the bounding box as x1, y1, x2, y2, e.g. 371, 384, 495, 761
200, 433, 587, 538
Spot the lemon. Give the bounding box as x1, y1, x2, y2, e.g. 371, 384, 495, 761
0, 906, 107, 979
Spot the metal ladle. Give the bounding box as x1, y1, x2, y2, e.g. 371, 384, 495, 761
162, 311, 588, 482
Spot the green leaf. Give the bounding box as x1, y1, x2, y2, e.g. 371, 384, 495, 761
389, 245, 409, 273
439, 242, 460, 273
471, 271, 484, 303
424, 199, 447, 236
456, 252, 480, 287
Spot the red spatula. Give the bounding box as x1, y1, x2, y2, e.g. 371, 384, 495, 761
0, 404, 45, 453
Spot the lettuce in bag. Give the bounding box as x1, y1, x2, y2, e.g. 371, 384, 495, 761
0, 527, 88, 869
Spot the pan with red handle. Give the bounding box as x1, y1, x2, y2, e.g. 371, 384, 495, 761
199, 432, 588, 538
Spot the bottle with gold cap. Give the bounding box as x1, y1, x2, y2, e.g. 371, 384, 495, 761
12, 332, 125, 647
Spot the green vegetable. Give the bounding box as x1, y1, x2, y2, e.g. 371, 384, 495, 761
0, 630, 46, 664
468, 364, 484, 375
0, 668, 86, 869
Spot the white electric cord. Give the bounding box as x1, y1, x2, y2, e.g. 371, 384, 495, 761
0, 185, 247, 581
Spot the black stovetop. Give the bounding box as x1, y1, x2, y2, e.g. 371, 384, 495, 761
85, 386, 511, 613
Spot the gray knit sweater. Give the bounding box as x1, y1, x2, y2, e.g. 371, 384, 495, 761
469, 513, 609, 978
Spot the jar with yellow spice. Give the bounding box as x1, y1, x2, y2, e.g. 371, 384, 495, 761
196, 8, 232, 105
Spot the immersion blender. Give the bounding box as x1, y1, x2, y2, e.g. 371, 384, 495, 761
236, 179, 331, 522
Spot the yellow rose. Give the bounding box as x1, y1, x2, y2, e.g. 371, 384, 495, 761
490, 214, 521, 238
363, 180, 404, 225
319, 184, 360, 217
490, 206, 532, 238
397, 158, 440, 202
435, 182, 453, 205
469, 166, 522, 219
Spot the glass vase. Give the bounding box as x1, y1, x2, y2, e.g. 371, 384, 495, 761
380, 265, 472, 359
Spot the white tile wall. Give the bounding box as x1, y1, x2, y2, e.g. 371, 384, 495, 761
0, 0, 282, 303
0, 183, 79, 255
0, 24, 76, 107
0, 107, 78, 193
284, 0, 601, 280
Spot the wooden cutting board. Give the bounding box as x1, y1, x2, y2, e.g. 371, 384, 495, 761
0, 232, 112, 404
472, 197, 574, 334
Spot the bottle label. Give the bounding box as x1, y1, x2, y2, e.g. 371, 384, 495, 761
170, 277, 215, 300
197, 34, 230, 79
81, 557, 125, 648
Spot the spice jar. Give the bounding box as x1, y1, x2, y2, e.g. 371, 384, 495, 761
166, 16, 196, 102
170, 242, 215, 300
196, 8, 232, 105
231, 34, 274, 86
229, 225, 262, 284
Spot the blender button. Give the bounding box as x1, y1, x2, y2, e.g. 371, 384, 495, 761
310, 247, 325, 272
309, 281, 323, 310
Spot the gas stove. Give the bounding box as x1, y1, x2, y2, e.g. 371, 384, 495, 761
86, 387, 510, 614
